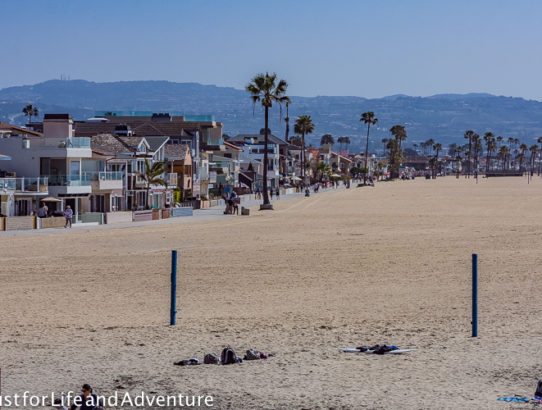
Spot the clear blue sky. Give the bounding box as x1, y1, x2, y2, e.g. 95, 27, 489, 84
2, 0, 542, 100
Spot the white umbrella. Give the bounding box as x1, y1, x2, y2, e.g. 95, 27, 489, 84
41, 197, 62, 202
330, 173, 341, 178
0, 154, 11, 160
290, 175, 302, 181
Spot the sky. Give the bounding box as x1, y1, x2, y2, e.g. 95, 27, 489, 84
2, 0, 542, 100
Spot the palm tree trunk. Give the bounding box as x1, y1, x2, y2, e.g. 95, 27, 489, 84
262, 107, 270, 205
364, 124, 370, 184
301, 132, 305, 180
146, 184, 151, 209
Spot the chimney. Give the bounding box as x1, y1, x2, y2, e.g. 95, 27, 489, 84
43, 114, 73, 138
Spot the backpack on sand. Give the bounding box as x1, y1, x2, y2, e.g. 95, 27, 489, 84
220, 347, 237, 365
204, 353, 220, 364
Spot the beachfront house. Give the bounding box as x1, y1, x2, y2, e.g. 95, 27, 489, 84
165, 143, 193, 202
0, 115, 91, 219
73, 112, 224, 200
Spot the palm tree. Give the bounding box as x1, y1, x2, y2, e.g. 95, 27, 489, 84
135, 159, 168, 209
22, 104, 38, 124
320, 134, 334, 147
498, 146, 509, 171
519, 144, 528, 171
529, 145, 538, 175
343, 136, 351, 153
483, 132, 495, 174
388, 125, 407, 179
284, 101, 290, 142
246, 72, 290, 208
471, 133, 481, 175
454, 146, 464, 178
294, 115, 315, 181
432, 142, 442, 178
360, 112, 378, 183
464, 130, 475, 177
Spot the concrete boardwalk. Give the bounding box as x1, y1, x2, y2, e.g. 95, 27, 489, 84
0, 185, 348, 236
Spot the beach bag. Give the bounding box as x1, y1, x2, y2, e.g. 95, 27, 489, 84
204, 353, 220, 364
220, 347, 237, 365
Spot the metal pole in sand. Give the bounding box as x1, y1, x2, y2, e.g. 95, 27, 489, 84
472, 253, 478, 337
170, 250, 178, 326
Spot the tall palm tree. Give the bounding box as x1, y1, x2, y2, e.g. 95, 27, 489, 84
284, 101, 290, 142
472, 133, 481, 175
483, 132, 495, 174
529, 145, 538, 175
498, 146, 509, 171
455, 146, 464, 178
294, 115, 315, 181
519, 143, 528, 171
432, 142, 442, 178
135, 159, 168, 209
22, 104, 38, 124
246, 72, 289, 208
464, 130, 475, 177
320, 134, 334, 147
343, 136, 351, 153
360, 112, 378, 183
388, 125, 407, 179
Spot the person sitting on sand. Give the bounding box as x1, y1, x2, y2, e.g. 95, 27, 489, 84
70, 384, 103, 410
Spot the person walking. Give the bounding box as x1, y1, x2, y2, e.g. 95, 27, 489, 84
269, 188, 274, 200
64, 205, 73, 228
276, 187, 280, 200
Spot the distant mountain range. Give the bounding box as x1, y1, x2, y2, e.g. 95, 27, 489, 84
2, 79, 542, 151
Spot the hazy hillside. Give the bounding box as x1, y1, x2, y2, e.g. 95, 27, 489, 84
2, 80, 542, 151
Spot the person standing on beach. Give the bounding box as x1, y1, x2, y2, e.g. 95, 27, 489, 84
64, 205, 73, 228
269, 188, 274, 200
37, 202, 48, 218
70, 384, 103, 410
276, 187, 280, 200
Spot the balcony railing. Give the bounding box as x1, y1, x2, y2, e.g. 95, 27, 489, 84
31, 137, 91, 149
46, 174, 92, 186
0, 177, 48, 193
99, 171, 123, 181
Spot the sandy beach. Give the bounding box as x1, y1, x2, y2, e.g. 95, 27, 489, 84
1, 177, 541, 409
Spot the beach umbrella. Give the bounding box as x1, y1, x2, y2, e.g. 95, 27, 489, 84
41, 197, 62, 202
330, 173, 341, 178
0, 154, 11, 160
290, 176, 302, 181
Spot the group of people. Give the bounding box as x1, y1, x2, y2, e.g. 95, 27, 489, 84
254, 187, 281, 200
223, 191, 240, 215
36, 202, 73, 228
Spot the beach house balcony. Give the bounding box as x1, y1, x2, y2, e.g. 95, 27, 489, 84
0, 177, 48, 194
25, 137, 92, 158
45, 173, 92, 195
90, 171, 124, 191
0, 177, 48, 216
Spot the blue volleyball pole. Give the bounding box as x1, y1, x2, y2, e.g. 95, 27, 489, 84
472, 253, 478, 337
170, 250, 178, 326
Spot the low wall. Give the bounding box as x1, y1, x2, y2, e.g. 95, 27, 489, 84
0, 217, 4, 231
105, 212, 132, 224
170, 207, 193, 217
40, 216, 65, 229
81, 212, 104, 224
161, 209, 169, 219
152, 209, 161, 220
133, 210, 153, 222
5, 216, 36, 231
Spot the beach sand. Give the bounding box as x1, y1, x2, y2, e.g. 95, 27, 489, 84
1, 177, 541, 409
